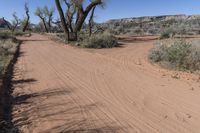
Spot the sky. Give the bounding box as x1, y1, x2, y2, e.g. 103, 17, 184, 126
1, 0, 200, 24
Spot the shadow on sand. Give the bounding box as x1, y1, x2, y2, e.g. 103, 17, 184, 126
1, 36, 124, 133
0, 41, 24, 132
12, 86, 124, 133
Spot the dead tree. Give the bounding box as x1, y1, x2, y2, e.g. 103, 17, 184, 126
22, 2, 30, 32
55, 0, 70, 40
52, 18, 62, 32
44, 6, 55, 32
11, 12, 20, 32
89, 6, 96, 36
35, 7, 49, 32
64, 0, 76, 33
94, 25, 105, 34
55, 0, 103, 41
3, 17, 11, 30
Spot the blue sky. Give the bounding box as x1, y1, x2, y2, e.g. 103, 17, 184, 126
1, 0, 200, 24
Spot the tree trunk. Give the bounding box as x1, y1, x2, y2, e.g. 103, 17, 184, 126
12, 21, 19, 32
89, 6, 96, 36
74, 10, 86, 32
48, 19, 51, 33
67, 14, 74, 33
55, 0, 102, 41
22, 3, 30, 32
41, 18, 48, 33
75, 0, 102, 33
69, 32, 77, 41
22, 16, 30, 32
64, 1, 75, 33
55, 0, 69, 41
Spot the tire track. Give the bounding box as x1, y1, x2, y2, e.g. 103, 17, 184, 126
11, 34, 200, 133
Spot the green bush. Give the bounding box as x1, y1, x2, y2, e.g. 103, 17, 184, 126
78, 31, 90, 41
149, 44, 167, 62
0, 36, 19, 78
81, 33, 118, 49
160, 28, 175, 39
149, 39, 200, 71
0, 32, 12, 39
52, 32, 118, 49
0, 31, 29, 39
12, 31, 27, 36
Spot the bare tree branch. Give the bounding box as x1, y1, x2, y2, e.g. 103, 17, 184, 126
11, 12, 20, 32
89, 6, 96, 36
22, 2, 30, 32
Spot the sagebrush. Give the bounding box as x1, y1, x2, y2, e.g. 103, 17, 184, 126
0, 35, 19, 78
81, 33, 118, 48
159, 28, 175, 39
149, 39, 200, 71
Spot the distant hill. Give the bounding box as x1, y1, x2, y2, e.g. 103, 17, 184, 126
100, 14, 200, 35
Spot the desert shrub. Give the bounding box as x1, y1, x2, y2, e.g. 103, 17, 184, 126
12, 31, 26, 36
78, 30, 90, 41
0, 36, 19, 78
185, 41, 200, 71
46, 33, 65, 43
56, 33, 65, 40
51, 31, 118, 49
53, 32, 88, 42
149, 44, 167, 62
0, 39, 18, 55
0, 32, 12, 39
160, 28, 175, 39
105, 29, 120, 35
81, 33, 118, 49
149, 39, 200, 71
0, 31, 30, 39
0, 56, 8, 78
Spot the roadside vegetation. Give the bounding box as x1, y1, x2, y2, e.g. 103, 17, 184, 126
81, 32, 118, 48
149, 39, 200, 72
102, 15, 200, 36
0, 33, 20, 78
0, 31, 31, 37
159, 28, 175, 39
35, 0, 119, 49
1, 0, 200, 132
48, 31, 118, 49
0, 32, 20, 132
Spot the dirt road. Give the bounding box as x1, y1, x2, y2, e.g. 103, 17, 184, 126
12, 34, 200, 133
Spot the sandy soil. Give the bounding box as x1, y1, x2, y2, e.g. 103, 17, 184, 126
12, 34, 200, 133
